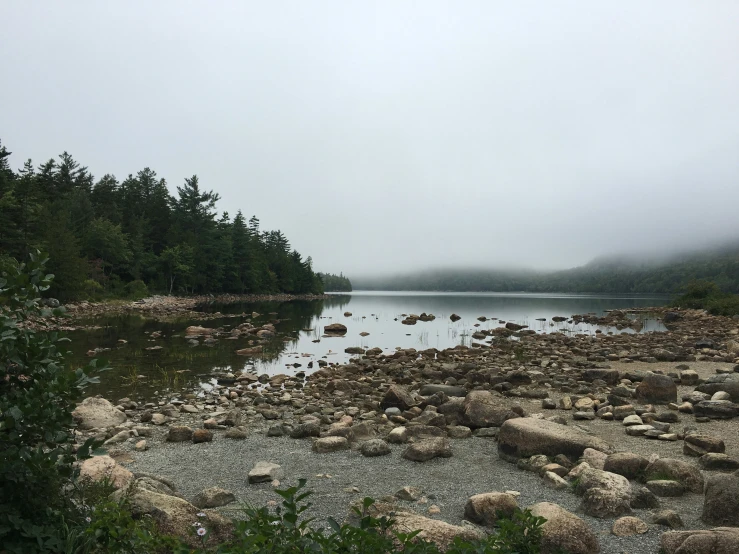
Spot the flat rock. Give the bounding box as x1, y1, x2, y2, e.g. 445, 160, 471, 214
248, 461, 283, 484
497, 417, 612, 462
402, 437, 452, 462
192, 487, 236, 508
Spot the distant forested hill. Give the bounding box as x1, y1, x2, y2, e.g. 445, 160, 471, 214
318, 272, 352, 292
0, 138, 329, 300
354, 243, 739, 294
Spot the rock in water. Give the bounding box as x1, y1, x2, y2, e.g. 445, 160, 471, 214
497, 418, 612, 462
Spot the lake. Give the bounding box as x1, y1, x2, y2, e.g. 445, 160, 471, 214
67, 291, 669, 402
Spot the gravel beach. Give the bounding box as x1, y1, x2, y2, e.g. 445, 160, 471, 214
127, 429, 711, 554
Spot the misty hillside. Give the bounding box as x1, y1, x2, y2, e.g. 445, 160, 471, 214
354, 242, 739, 294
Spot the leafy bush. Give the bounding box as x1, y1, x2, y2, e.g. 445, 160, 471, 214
83, 278, 104, 300
0, 252, 105, 553
672, 279, 739, 316
123, 279, 149, 300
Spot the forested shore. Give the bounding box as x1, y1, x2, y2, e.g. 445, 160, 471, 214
0, 139, 332, 301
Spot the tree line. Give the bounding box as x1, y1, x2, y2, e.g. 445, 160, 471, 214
317, 272, 352, 292
0, 139, 328, 300
353, 244, 739, 295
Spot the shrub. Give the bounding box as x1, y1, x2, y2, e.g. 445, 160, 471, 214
181, 479, 546, 554
83, 278, 104, 300
672, 279, 739, 316
0, 252, 106, 553
124, 279, 149, 300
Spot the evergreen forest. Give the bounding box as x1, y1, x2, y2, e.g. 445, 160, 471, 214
0, 139, 331, 300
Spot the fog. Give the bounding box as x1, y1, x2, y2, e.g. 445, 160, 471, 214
2, 1, 738, 277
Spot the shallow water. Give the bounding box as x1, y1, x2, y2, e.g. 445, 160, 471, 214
66, 291, 668, 402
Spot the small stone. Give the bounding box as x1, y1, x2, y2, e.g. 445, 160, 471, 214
192, 429, 213, 443
193, 487, 236, 508
225, 427, 248, 439
651, 510, 683, 529
313, 436, 350, 453
134, 440, 147, 451
360, 439, 391, 457
248, 461, 283, 484
166, 426, 193, 442
646, 480, 685, 497
395, 486, 423, 501
542, 471, 568, 490
612, 516, 648, 536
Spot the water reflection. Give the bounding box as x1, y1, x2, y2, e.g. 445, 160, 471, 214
67, 291, 667, 401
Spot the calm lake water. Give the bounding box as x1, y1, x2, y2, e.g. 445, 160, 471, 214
67, 291, 669, 401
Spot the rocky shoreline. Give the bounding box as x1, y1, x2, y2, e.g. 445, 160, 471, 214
27, 293, 330, 332
72, 306, 739, 553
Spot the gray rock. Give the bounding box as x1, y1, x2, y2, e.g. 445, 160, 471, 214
497, 418, 612, 462
635, 372, 677, 404
402, 437, 452, 462
359, 439, 391, 457
419, 384, 466, 397
574, 467, 632, 518
464, 492, 518, 526
248, 461, 283, 484
313, 436, 350, 453
702, 471, 739, 526
528, 502, 600, 554
72, 397, 127, 430
193, 487, 236, 508
661, 527, 739, 554
646, 480, 685, 497
166, 426, 193, 442
644, 458, 704, 493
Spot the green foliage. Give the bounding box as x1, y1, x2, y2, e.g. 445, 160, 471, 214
123, 279, 149, 301
0, 253, 106, 553
319, 272, 353, 292
176, 479, 546, 554
0, 139, 334, 300
672, 279, 739, 316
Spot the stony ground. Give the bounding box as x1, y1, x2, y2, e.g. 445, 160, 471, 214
73, 307, 739, 553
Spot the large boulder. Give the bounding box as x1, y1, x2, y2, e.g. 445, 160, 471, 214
644, 458, 704, 494
697, 375, 739, 402
603, 452, 649, 479
694, 401, 739, 419
462, 390, 517, 428
528, 502, 600, 554
635, 372, 677, 404
575, 467, 632, 518
464, 492, 518, 526
72, 397, 127, 430
111, 478, 231, 545
661, 528, 739, 554
497, 418, 612, 462
78, 455, 134, 489
702, 471, 739, 526
392, 511, 483, 550
380, 385, 417, 411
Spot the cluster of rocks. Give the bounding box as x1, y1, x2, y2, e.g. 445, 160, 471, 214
70, 306, 739, 552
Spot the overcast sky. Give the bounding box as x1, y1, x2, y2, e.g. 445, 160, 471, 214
2, 1, 738, 276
